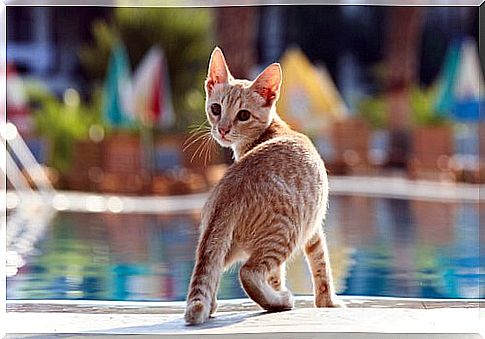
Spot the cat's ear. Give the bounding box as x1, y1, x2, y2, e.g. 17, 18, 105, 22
251, 63, 282, 107
205, 47, 231, 94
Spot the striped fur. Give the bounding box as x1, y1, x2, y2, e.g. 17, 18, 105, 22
185, 47, 343, 325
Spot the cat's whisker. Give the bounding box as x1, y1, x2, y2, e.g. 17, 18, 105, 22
203, 137, 214, 167
183, 128, 209, 145
185, 121, 211, 139
197, 140, 210, 166
188, 127, 211, 136
202, 138, 209, 167
183, 135, 205, 152
200, 136, 213, 166
190, 134, 211, 163
207, 139, 216, 166
207, 136, 216, 163
210, 139, 216, 163
183, 123, 212, 149
188, 121, 211, 133
183, 131, 211, 152
183, 130, 203, 145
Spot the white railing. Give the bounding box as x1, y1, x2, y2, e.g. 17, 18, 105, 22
1, 122, 56, 277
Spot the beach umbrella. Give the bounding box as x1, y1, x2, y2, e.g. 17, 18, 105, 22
435, 38, 484, 122
434, 40, 461, 118
276, 47, 348, 134
158, 49, 175, 129
130, 46, 176, 175
316, 64, 349, 117
103, 42, 134, 128
453, 39, 484, 121
130, 46, 174, 128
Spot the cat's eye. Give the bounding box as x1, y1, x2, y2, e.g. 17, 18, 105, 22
237, 110, 251, 121
211, 103, 221, 116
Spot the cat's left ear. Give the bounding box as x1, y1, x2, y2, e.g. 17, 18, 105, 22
251, 63, 282, 107
206, 47, 231, 94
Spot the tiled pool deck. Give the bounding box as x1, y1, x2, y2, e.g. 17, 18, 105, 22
4, 297, 484, 338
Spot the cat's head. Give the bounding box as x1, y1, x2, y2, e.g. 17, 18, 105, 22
204, 47, 282, 148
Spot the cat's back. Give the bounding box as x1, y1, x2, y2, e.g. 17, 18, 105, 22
240, 131, 323, 176
220, 130, 327, 201
209, 130, 328, 246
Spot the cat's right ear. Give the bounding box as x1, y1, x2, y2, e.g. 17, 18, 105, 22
251, 63, 282, 107
205, 47, 231, 94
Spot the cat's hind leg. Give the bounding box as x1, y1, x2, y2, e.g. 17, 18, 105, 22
267, 263, 286, 291
210, 246, 244, 316
240, 244, 294, 311
185, 227, 231, 325
304, 230, 345, 308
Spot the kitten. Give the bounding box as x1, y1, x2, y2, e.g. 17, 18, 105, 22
185, 47, 343, 325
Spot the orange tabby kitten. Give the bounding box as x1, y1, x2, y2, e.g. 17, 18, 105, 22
185, 47, 343, 325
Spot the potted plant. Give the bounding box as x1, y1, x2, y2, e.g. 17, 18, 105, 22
62, 87, 108, 192
408, 86, 454, 180
27, 82, 103, 188
330, 116, 372, 175
357, 94, 389, 172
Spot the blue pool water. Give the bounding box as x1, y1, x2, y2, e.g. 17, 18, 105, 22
6, 195, 484, 301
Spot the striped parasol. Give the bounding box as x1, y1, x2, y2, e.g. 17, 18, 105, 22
276, 47, 348, 135
435, 38, 484, 122
130, 46, 174, 128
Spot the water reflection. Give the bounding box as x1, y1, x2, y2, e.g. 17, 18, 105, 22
6, 196, 484, 301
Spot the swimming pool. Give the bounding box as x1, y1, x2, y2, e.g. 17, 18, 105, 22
6, 195, 484, 301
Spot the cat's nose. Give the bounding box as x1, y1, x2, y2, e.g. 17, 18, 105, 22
218, 126, 230, 137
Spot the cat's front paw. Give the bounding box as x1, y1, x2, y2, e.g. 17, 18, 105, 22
185, 299, 210, 325
315, 295, 346, 308
327, 299, 346, 308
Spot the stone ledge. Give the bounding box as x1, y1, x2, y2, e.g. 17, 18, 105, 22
6, 296, 482, 313
5, 297, 484, 338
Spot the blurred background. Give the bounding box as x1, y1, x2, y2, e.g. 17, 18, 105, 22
4, 6, 484, 302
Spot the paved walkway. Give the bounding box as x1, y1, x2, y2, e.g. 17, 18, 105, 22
5, 297, 484, 338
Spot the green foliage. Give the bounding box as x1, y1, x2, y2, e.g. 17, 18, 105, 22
409, 86, 447, 127
79, 20, 119, 81
357, 95, 387, 130
357, 86, 449, 129
26, 81, 104, 173
79, 8, 215, 131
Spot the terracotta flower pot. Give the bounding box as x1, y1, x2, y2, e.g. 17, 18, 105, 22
330, 118, 372, 175
65, 140, 103, 191
409, 125, 454, 181
102, 133, 144, 174
99, 133, 148, 194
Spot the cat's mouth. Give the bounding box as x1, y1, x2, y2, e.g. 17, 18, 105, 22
212, 131, 234, 147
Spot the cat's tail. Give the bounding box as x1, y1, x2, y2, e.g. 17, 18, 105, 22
185, 219, 233, 325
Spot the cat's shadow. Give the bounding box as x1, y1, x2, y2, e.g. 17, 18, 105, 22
89, 310, 267, 334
